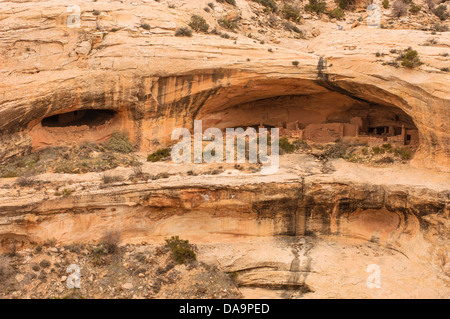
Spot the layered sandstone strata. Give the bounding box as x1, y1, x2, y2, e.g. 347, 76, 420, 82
0, 1, 449, 171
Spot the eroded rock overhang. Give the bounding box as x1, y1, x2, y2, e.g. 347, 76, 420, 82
0, 67, 448, 171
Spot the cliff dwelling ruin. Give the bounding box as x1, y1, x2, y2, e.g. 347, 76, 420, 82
196, 93, 419, 147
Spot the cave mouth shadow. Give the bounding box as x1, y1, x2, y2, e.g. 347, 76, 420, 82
194, 88, 419, 149
41, 109, 116, 128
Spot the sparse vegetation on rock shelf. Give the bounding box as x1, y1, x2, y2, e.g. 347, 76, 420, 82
103, 132, 134, 154
217, 0, 237, 6
392, 0, 408, 17
252, 0, 278, 12
165, 236, 196, 264
218, 18, 239, 31
188, 15, 209, 32
328, 7, 345, 20
147, 148, 171, 162
101, 230, 122, 254
304, 0, 327, 14
175, 27, 193, 37
401, 48, 423, 68
433, 4, 449, 21
282, 4, 301, 22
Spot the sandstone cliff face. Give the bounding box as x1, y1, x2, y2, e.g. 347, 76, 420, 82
0, 159, 448, 297
1, 175, 447, 253
0, 0, 449, 298
0, 1, 449, 171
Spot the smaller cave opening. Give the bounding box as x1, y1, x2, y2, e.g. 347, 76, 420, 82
41, 109, 116, 128
230, 123, 276, 132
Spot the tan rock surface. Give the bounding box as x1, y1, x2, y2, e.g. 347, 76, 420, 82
0, 0, 448, 299
0, 0, 449, 171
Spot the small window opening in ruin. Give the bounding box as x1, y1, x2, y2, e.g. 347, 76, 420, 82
369, 126, 390, 136
407, 135, 411, 141
41, 109, 116, 128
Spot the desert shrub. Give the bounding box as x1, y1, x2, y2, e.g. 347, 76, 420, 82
401, 48, 422, 68
409, 4, 421, 14
292, 60, 299, 66
328, 7, 345, 19
165, 236, 196, 264
102, 174, 123, 184
252, 0, 278, 12
393, 146, 412, 159
305, 0, 327, 14
130, 165, 149, 181
62, 188, 72, 197
424, 37, 438, 45
15, 172, 35, 187
39, 259, 51, 269
141, 23, 151, 30
375, 156, 395, 164
433, 5, 449, 21
2, 170, 18, 178
217, 0, 237, 5
44, 238, 57, 247
381, 143, 393, 152
279, 137, 296, 154
293, 139, 311, 151
175, 27, 193, 37
131, 162, 143, 176
218, 18, 239, 31
93, 10, 100, 16
283, 4, 301, 21
101, 230, 121, 254
392, 0, 408, 17
65, 244, 83, 253
337, 0, 352, 10
283, 21, 303, 34
61, 290, 85, 299
147, 148, 171, 162
188, 15, 209, 32
361, 147, 369, 155
103, 132, 134, 154
324, 143, 349, 158
433, 23, 449, 32
383, 0, 390, 9
90, 244, 108, 259
372, 146, 385, 154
